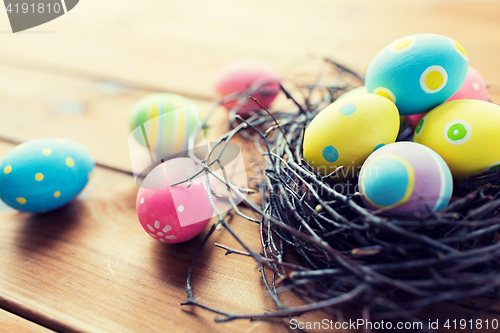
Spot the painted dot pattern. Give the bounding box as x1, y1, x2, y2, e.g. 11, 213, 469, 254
339, 103, 356, 116
373, 87, 397, 103
322, 146, 339, 163
390, 37, 415, 53
178, 205, 185, 213
0, 138, 95, 213
414, 117, 426, 137
146, 221, 176, 241
451, 39, 468, 60
362, 156, 414, 208
393, 38, 412, 50
373, 143, 385, 152
420, 66, 448, 94
488, 163, 500, 171
444, 120, 472, 145
66, 157, 75, 167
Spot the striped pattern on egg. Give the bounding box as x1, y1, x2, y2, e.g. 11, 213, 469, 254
359, 142, 453, 214
129, 93, 204, 160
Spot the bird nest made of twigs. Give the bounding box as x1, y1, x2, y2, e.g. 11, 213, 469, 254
181, 59, 500, 331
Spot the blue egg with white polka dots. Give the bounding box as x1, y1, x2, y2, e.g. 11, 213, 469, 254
366, 34, 469, 115
0, 138, 95, 213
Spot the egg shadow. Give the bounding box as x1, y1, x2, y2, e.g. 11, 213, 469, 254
15, 200, 86, 253
149, 225, 227, 320
149, 219, 230, 284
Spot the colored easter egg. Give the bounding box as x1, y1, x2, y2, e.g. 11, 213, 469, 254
408, 112, 427, 130
366, 34, 469, 115
303, 94, 400, 177
414, 99, 500, 179
215, 59, 280, 118
337, 86, 368, 101
408, 66, 489, 131
0, 138, 95, 213
338, 86, 407, 133
136, 158, 216, 243
129, 93, 203, 159
359, 142, 453, 214
447, 66, 489, 102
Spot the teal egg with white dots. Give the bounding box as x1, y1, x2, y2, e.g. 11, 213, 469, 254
366, 34, 469, 115
0, 138, 95, 213
359, 142, 453, 214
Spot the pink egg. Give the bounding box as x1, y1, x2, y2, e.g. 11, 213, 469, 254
408, 112, 427, 130
447, 66, 489, 102
408, 66, 488, 130
215, 59, 280, 118
136, 158, 216, 243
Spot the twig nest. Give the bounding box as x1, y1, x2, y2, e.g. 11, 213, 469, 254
215, 59, 280, 118
136, 158, 217, 243
359, 142, 453, 214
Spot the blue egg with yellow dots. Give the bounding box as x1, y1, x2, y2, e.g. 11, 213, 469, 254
366, 34, 469, 115
0, 138, 95, 213
359, 142, 452, 214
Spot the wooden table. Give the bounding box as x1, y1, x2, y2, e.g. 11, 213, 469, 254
1, 1, 500, 332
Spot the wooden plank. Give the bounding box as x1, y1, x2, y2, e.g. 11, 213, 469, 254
1, 0, 500, 98
0, 140, 335, 333
0, 63, 221, 173
0, 308, 54, 333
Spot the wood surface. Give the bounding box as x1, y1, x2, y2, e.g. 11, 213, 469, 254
1, 0, 500, 332
0, 308, 54, 333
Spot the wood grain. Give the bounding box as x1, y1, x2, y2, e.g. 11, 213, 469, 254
0, 140, 337, 333
1, 0, 500, 332
1, 0, 500, 99
0, 63, 220, 173
0, 308, 54, 333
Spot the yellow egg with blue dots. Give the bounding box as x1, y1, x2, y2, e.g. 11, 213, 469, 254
414, 99, 500, 179
303, 94, 400, 177
0, 138, 95, 213
366, 34, 469, 115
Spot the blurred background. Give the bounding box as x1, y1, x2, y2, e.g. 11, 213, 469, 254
1, 1, 500, 332
1, 0, 499, 172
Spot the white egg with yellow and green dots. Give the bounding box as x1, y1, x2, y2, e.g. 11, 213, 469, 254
0, 138, 95, 213
303, 94, 400, 177
366, 34, 469, 115
414, 99, 500, 180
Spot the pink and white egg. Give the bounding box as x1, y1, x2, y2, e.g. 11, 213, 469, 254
136, 158, 216, 243
215, 59, 280, 118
